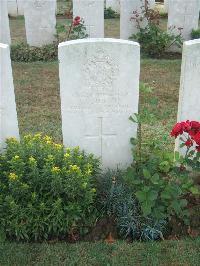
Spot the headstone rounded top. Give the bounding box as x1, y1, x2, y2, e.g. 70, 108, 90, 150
58, 38, 140, 48
184, 39, 200, 46
0, 43, 9, 49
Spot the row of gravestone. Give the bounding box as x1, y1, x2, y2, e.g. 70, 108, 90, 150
0, 38, 200, 168
1, 0, 200, 47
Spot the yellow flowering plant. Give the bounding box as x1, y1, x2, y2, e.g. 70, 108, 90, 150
0, 134, 100, 241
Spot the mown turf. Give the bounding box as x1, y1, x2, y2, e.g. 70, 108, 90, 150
0, 238, 199, 266
12, 58, 181, 150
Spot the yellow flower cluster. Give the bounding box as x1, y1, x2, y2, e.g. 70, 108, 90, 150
85, 163, 93, 175
51, 166, 61, 174
29, 156, 37, 166
8, 173, 18, 181
43, 135, 52, 144
14, 155, 20, 160
64, 152, 70, 159
54, 144, 62, 150
29, 156, 36, 163
7, 137, 19, 143
69, 164, 80, 172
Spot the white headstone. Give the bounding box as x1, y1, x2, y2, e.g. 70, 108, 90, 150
167, 0, 200, 41
120, 0, 155, 40
164, 0, 168, 12
17, 0, 24, 15
73, 0, 104, 38
106, 0, 120, 13
24, 0, 56, 47
0, 0, 11, 45
0, 43, 19, 149
176, 40, 200, 153
7, 0, 18, 17
59, 38, 140, 169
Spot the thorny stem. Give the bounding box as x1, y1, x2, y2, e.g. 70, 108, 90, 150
67, 22, 73, 41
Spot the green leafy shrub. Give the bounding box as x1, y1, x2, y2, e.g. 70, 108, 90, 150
130, 24, 182, 58
0, 134, 100, 241
125, 108, 199, 226
11, 43, 58, 62
129, 0, 182, 57
104, 7, 119, 19
191, 28, 200, 40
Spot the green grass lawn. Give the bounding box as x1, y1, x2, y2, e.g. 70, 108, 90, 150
0, 238, 200, 265
13, 59, 181, 151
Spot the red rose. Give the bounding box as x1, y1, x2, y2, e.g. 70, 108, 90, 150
74, 16, 80, 21
170, 122, 184, 138
184, 139, 193, 147
181, 120, 191, 132
73, 16, 81, 26
190, 121, 200, 130
192, 132, 200, 145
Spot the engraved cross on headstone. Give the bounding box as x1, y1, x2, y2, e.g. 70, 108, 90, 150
85, 117, 116, 158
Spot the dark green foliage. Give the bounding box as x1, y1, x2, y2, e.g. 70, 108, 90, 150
11, 43, 58, 62
130, 24, 182, 58
191, 28, 200, 40
104, 7, 119, 19
96, 170, 167, 241
0, 134, 100, 241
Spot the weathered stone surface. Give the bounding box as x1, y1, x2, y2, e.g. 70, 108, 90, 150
164, 0, 168, 12
0, 0, 11, 45
73, 0, 104, 38
24, 0, 56, 47
106, 0, 120, 13
176, 39, 200, 153
7, 0, 18, 16
59, 38, 140, 169
120, 0, 155, 40
17, 0, 24, 15
0, 43, 19, 149
167, 0, 199, 41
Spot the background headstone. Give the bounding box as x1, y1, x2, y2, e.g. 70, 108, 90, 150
17, 0, 24, 15
0, 43, 19, 149
167, 0, 200, 41
24, 0, 56, 47
7, 0, 18, 17
176, 39, 200, 153
73, 0, 104, 38
120, 0, 155, 40
0, 0, 11, 44
106, 0, 120, 13
59, 38, 140, 169
164, 0, 168, 12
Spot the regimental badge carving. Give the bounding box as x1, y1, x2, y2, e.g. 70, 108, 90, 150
33, 0, 46, 8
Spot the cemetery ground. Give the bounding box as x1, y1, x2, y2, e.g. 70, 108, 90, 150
1, 16, 200, 264
1, 238, 200, 265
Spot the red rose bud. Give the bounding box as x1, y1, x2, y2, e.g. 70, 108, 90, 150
184, 139, 193, 147
73, 20, 80, 26
74, 16, 81, 21
73, 16, 81, 26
